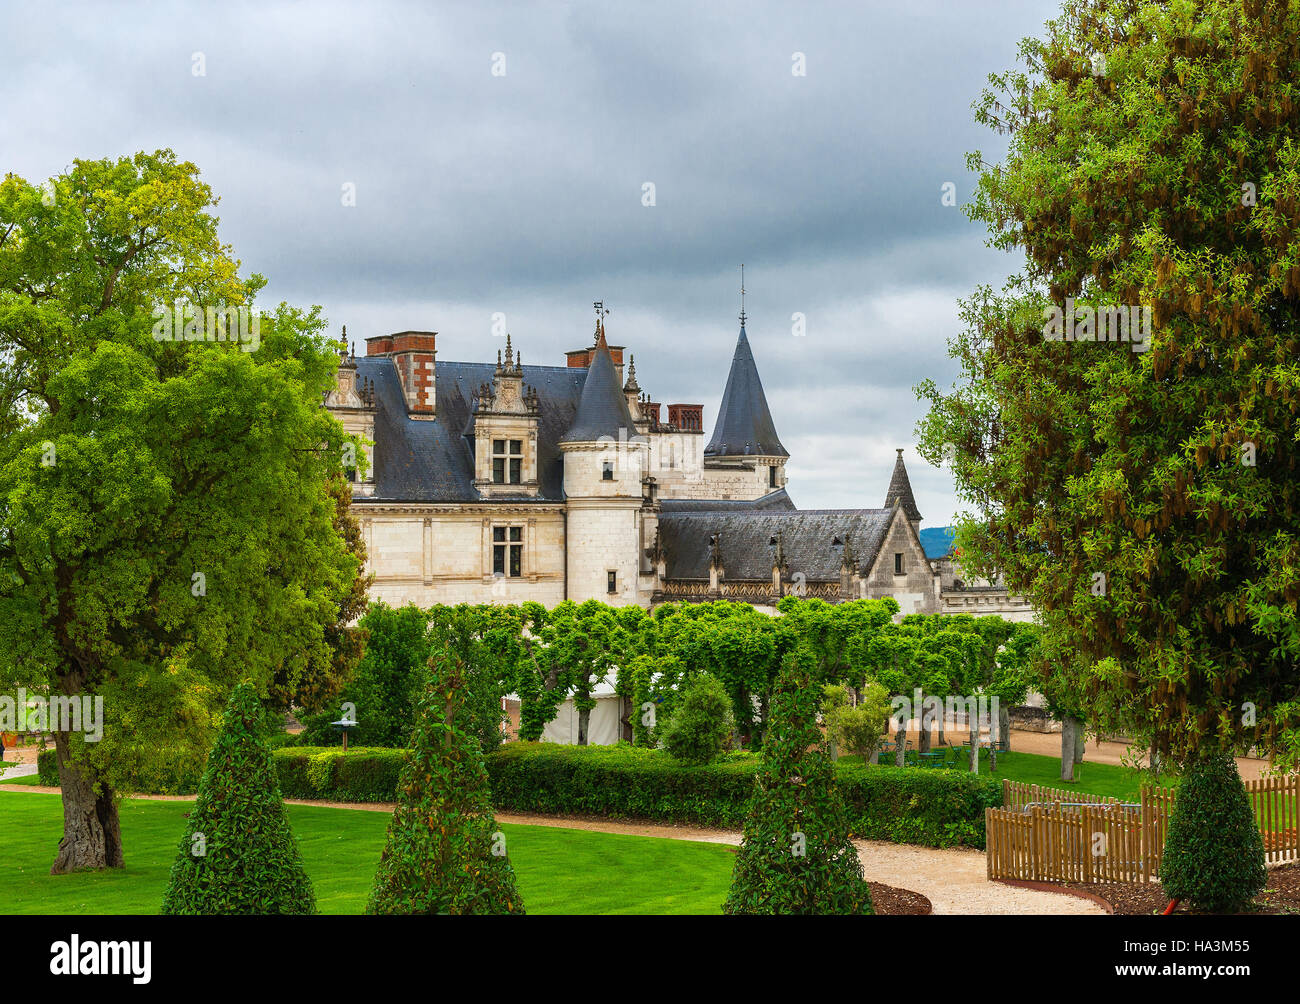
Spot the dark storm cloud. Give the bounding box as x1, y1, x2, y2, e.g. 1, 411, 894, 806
0, 0, 1061, 519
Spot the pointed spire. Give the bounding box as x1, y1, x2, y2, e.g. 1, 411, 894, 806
624, 353, 640, 393
885, 448, 922, 522
704, 324, 787, 458
561, 316, 637, 444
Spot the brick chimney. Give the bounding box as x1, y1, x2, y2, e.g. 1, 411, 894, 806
367, 330, 437, 419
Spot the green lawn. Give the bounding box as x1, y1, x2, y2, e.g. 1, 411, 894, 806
844, 748, 1159, 801
0, 791, 735, 915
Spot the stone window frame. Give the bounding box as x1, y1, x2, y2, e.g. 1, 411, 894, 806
493, 524, 525, 577
894, 552, 904, 575
491, 438, 524, 485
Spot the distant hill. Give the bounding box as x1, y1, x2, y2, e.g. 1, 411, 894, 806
919, 526, 956, 560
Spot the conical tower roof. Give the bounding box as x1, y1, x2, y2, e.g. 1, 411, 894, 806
884, 448, 922, 522
704, 326, 787, 458
560, 323, 639, 444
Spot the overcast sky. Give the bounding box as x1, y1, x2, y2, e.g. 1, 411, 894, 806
1, 0, 1062, 526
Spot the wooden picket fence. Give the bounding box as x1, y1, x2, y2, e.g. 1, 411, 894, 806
987, 775, 1297, 883
1246, 773, 1300, 862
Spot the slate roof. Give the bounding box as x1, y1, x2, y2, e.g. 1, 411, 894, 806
559, 331, 638, 444
657, 508, 894, 581
884, 449, 922, 522
354, 355, 585, 501
704, 326, 788, 458
658, 488, 797, 513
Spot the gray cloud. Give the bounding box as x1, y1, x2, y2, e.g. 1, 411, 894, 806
0, 0, 1060, 523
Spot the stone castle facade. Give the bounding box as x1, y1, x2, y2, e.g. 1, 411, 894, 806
324, 307, 1032, 621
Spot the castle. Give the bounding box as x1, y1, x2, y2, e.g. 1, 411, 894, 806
324, 304, 1031, 621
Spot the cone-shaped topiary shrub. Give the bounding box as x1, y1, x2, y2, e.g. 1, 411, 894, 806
723, 650, 873, 915
366, 649, 524, 915
161, 682, 316, 914
1160, 751, 1266, 913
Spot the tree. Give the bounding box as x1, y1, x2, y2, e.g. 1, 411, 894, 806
660, 673, 734, 765
299, 602, 429, 748
366, 650, 524, 915
1160, 752, 1266, 912
723, 650, 873, 915
161, 682, 316, 915
822, 682, 891, 762
0, 151, 365, 871
917, 0, 1300, 780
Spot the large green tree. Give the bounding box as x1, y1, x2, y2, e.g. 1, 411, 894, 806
918, 0, 1300, 769
0, 151, 365, 871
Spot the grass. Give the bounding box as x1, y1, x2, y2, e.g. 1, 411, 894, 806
0, 791, 735, 915
843, 748, 1159, 802
0, 772, 41, 786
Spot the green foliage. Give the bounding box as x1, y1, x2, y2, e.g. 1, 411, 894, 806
275, 742, 999, 846
0, 150, 366, 868
822, 682, 891, 758
161, 683, 316, 915
723, 652, 874, 915
299, 602, 430, 748
273, 746, 406, 802
1160, 753, 1266, 913
918, 0, 1300, 765
660, 673, 734, 765
365, 651, 524, 915
36, 748, 58, 786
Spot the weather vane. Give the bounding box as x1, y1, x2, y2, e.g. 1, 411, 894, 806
739, 264, 746, 326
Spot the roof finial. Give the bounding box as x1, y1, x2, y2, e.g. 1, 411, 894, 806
739, 264, 747, 326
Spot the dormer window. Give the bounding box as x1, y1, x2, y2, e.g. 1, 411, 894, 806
493, 439, 523, 485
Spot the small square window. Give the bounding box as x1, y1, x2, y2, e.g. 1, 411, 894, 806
769, 465, 778, 487
607, 570, 617, 594
602, 461, 614, 481
894, 552, 904, 575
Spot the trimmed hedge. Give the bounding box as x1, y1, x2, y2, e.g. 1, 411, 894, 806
273, 746, 405, 803
271, 743, 1001, 848
37, 748, 58, 786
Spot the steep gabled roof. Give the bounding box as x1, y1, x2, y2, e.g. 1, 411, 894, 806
884, 448, 922, 522
704, 326, 787, 458
658, 488, 797, 513
559, 328, 638, 445
658, 508, 891, 581
354, 355, 584, 501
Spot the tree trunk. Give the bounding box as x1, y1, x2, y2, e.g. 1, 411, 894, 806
894, 722, 906, 767
999, 704, 1011, 753
1072, 718, 1086, 765
577, 706, 589, 746
619, 696, 633, 743
1150, 746, 1160, 781
989, 704, 998, 773
1060, 717, 1076, 782
918, 696, 932, 754
51, 730, 123, 874
969, 717, 978, 774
